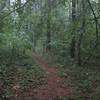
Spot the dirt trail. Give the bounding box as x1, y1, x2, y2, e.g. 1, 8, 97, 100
32, 52, 73, 100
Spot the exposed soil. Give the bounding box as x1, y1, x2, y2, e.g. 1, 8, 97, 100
32, 52, 73, 100
13, 52, 73, 100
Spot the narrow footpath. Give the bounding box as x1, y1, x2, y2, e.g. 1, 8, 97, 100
32, 52, 73, 100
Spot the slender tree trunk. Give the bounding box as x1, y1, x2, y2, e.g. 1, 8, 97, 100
6, 0, 10, 8
46, 0, 51, 51
72, 0, 76, 22
68, 0, 72, 21
77, 0, 86, 65
70, 0, 76, 58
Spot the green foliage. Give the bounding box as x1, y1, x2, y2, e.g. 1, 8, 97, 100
17, 65, 44, 90
55, 96, 70, 100
0, 58, 44, 99
58, 65, 100, 100
0, 0, 100, 99
0, 65, 18, 99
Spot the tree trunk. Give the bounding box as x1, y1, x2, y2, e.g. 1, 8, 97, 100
46, 0, 51, 51
70, 0, 76, 58
77, 0, 86, 65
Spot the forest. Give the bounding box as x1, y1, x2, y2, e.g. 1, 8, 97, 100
0, 0, 100, 100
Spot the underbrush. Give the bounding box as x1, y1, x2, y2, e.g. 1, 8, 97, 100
39, 50, 100, 100
0, 52, 45, 100
58, 65, 100, 100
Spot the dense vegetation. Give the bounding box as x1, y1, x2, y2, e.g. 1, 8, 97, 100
0, 0, 100, 100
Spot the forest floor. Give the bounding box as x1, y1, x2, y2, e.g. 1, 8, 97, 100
13, 51, 100, 100
32, 52, 73, 100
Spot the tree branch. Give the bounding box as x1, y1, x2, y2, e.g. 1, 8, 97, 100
0, 0, 30, 22
87, 0, 99, 46
83, 0, 100, 64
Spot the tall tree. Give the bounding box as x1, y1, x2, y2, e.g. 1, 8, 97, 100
46, 0, 51, 51
70, 0, 76, 58
77, 0, 86, 65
